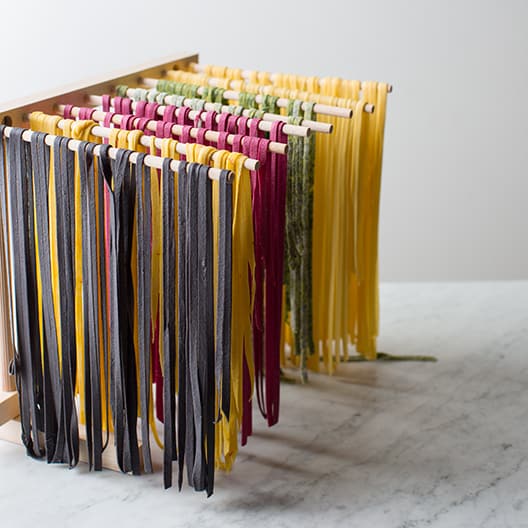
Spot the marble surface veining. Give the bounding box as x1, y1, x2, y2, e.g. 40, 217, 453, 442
1, 282, 527, 528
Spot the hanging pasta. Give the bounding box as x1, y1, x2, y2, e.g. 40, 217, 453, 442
283, 100, 316, 379
0, 55, 392, 498
175, 64, 390, 368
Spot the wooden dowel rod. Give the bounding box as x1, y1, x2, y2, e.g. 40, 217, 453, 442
143, 77, 352, 120
67, 120, 259, 171
218, 83, 374, 115
120, 93, 311, 137
244, 71, 394, 95
3, 126, 239, 179
106, 89, 332, 134
215, 84, 353, 119
190, 62, 394, 93
61, 105, 287, 156
62, 122, 259, 172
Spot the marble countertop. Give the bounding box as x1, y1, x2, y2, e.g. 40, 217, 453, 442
1, 282, 527, 528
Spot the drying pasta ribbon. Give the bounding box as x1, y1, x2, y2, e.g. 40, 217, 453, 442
53, 135, 80, 466
109, 146, 141, 474
78, 140, 103, 470
182, 142, 252, 471
284, 100, 316, 378
3, 127, 45, 459
29, 131, 62, 462
184, 65, 390, 371
135, 152, 153, 473
177, 161, 215, 495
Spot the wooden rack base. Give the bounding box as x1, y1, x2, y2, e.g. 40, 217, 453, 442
0, 391, 18, 427
0, 391, 142, 472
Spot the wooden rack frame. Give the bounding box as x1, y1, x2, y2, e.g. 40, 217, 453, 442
0, 52, 388, 471
0, 52, 198, 470
0, 53, 198, 127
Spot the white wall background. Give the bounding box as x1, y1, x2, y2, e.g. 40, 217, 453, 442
1, 0, 526, 281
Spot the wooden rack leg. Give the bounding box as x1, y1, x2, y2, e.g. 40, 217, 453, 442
0, 391, 18, 427
0, 391, 142, 472
0, 215, 16, 393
